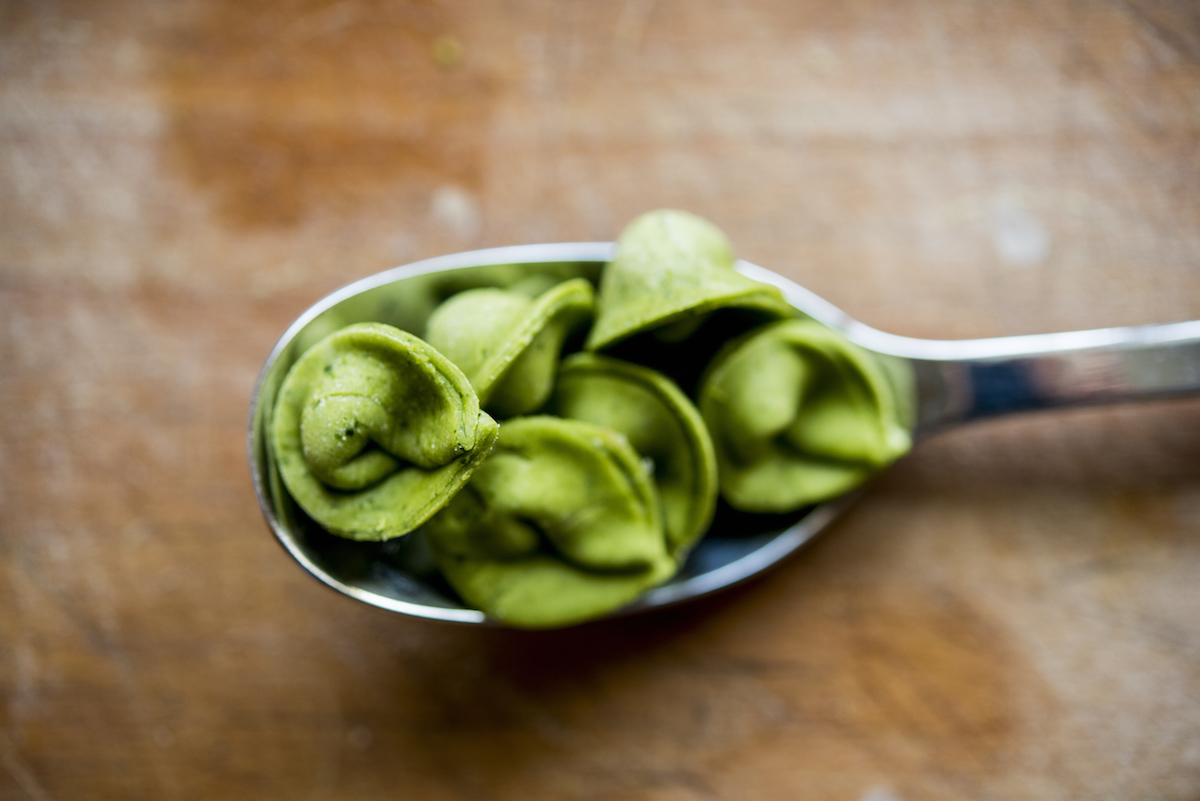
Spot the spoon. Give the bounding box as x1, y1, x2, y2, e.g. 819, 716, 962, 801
247, 242, 1200, 625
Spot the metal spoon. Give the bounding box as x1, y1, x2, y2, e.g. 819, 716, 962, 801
247, 242, 1200, 625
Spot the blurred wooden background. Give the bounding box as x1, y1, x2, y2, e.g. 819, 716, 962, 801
2, 1, 1199, 799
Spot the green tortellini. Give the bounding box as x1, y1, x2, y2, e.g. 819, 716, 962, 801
549, 353, 717, 557
699, 319, 911, 513
271, 322, 499, 541
424, 416, 674, 629
425, 278, 594, 418
586, 209, 794, 351
267, 208, 923, 627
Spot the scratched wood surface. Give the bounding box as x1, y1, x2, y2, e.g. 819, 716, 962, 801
3, 1, 1200, 799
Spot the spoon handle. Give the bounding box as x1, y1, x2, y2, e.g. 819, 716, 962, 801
892, 320, 1200, 434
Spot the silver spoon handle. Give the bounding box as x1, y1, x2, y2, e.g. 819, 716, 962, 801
869, 321, 1200, 434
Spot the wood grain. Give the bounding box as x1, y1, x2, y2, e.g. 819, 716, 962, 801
2, 1, 1199, 799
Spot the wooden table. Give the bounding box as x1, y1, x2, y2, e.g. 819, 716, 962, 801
3, 1, 1199, 798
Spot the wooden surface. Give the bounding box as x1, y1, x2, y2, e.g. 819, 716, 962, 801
3, 1, 1200, 799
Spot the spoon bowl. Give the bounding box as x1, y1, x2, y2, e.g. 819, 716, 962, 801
248, 243, 1200, 625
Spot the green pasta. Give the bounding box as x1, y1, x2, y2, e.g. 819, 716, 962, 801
268, 209, 916, 627
586, 209, 793, 352
424, 416, 674, 628
271, 322, 498, 541
425, 278, 594, 418
549, 353, 717, 557
699, 319, 911, 512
